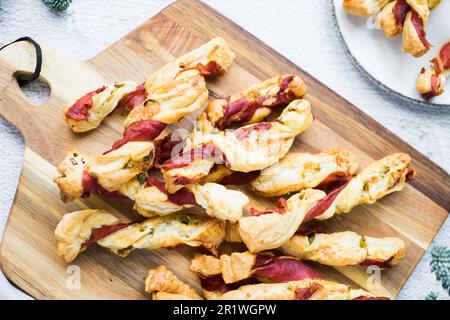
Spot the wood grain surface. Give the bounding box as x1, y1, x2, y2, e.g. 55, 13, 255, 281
0, 0, 448, 299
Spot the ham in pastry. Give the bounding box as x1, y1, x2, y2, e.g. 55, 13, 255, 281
402, 10, 432, 57
64, 81, 141, 133
206, 74, 307, 129
54, 141, 156, 201
189, 253, 388, 300
281, 231, 405, 267
64, 38, 234, 132
416, 40, 450, 100
54, 209, 225, 262
120, 176, 249, 222
250, 148, 359, 197
346, 0, 440, 57
145, 265, 202, 300
211, 99, 313, 173
239, 189, 324, 253
239, 153, 414, 252
124, 69, 208, 127
159, 99, 313, 193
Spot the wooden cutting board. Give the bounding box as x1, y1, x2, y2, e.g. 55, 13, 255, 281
0, 0, 448, 299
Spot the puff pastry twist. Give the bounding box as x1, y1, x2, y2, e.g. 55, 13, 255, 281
238, 153, 414, 252
64, 37, 234, 133
416, 40, 450, 100
345, 0, 441, 57
54, 209, 225, 262
160, 99, 313, 194
186, 252, 389, 300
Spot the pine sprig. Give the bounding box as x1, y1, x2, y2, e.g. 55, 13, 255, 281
42, 0, 72, 12
424, 291, 439, 300
430, 245, 450, 295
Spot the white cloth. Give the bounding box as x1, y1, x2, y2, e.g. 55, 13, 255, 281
0, 0, 448, 300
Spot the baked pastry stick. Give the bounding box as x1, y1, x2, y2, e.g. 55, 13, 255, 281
54, 147, 249, 221
160, 99, 313, 194
205, 74, 307, 130
64, 37, 234, 132
401, 9, 432, 57
250, 148, 359, 197
54, 209, 226, 263
145, 265, 203, 300
119, 176, 249, 222
239, 153, 415, 252
56, 69, 210, 198
343, 0, 390, 17
223, 223, 405, 268
375, 0, 439, 57
54, 145, 154, 202
280, 231, 405, 267
416, 40, 450, 100
188, 252, 388, 300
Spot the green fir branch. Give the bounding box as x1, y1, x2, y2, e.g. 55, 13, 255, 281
424, 291, 439, 300
430, 245, 450, 295
42, 0, 72, 12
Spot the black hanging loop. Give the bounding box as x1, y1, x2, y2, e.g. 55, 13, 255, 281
0, 37, 43, 86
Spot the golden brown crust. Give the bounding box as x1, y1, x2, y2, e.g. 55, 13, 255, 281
239, 189, 325, 253
189, 252, 256, 284
281, 231, 406, 267
54, 210, 120, 263
416, 40, 450, 99
189, 183, 249, 222
343, 0, 390, 17
206, 279, 373, 300
225, 222, 243, 243
376, 2, 401, 38
211, 100, 313, 173
406, 0, 430, 24
175, 37, 235, 73
189, 254, 222, 277
55, 210, 226, 262
314, 153, 414, 220
251, 148, 358, 197
238, 154, 413, 253
87, 141, 155, 192
126, 69, 208, 126
206, 75, 307, 126
402, 11, 430, 58
64, 81, 139, 133
121, 177, 248, 221
53, 148, 86, 203
145, 265, 202, 300
220, 252, 256, 284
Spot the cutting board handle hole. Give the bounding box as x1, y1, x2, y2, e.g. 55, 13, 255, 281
14, 72, 51, 105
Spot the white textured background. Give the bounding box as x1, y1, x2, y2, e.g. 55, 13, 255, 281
0, 0, 448, 300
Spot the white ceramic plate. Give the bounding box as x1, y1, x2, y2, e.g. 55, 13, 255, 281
333, 0, 450, 106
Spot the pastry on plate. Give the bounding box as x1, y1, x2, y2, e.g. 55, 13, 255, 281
343, 0, 390, 17
54, 209, 225, 262
416, 40, 450, 100
345, 0, 441, 57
